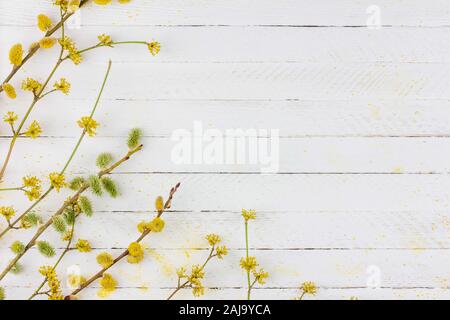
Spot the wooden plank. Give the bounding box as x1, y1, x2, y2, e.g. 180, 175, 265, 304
1, 249, 449, 289
3, 100, 450, 137
3, 287, 450, 300
5, 137, 450, 174
1, 0, 449, 27
1, 210, 448, 250
1, 26, 450, 63
2, 62, 449, 101
2, 174, 450, 213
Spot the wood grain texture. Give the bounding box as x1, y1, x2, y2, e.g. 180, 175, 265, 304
0, 0, 449, 300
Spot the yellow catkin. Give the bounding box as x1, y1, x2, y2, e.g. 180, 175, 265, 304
39, 37, 57, 49
9, 44, 23, 66
93, 0, 112, 5
2, 83, 17, 99
37, 14, 52, 32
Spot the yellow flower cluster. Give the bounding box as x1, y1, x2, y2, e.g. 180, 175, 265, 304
54, 0, 81, 13
39, 266, 63, 300
54, 78, 71, 95
22, 176, 43, 201
0, 206, 15, 221
9, 44, 23, 66
97, 252, 114, 268
39, 37, 57, 49
240, 256, 258, 272
3, 112, 18, 126
76, 239, 92, 252
253, 269, 269, 285
148, 42, 161, 56
242, 209, 256, 222
22, 78, 42, 95
98, 34, 113, 46
300, 281, 317, 295
25, 120, 42, 139
206, 234, 221, 246
2, 83, 17, 99
59, 36, 82, 64
37, 14, 52, 32
127, 242, 144, 264
188, 265, 206, 297
99, 273, 117, 296
49, 172, 66, 192
77, 116, 99, 137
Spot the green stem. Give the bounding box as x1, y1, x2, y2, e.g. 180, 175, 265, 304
0, 61, 112, 239
245, 221, 251, 300
67, 41, 149, 58
0, 186, 24, 192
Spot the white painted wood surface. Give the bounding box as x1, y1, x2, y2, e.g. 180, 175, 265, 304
0, 0, 449, 300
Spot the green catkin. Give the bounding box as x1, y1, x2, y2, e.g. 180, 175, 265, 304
0, 287, 5, 300
78, 196, 93, 216
11, 262, 23, 274
23, 212, 41, 227
127, 128, 142, 149
10, 241, 25, 254
52, 215, 66, 233
88, 175, 103, 196
69, 177, 86, 191
101, 177, 119, 198
96, 153, 113, 169
63, 208, 76, 224
37, 241, 55, 258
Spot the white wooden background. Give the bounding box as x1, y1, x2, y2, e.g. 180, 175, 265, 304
0, 0, 450, 300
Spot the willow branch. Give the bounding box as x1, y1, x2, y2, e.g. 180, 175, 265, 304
0, 144, 144, 283
0, 60, 112, 240
0, 0, 89, 92
67, 182, 181, 298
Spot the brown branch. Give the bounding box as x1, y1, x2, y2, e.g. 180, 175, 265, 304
0, 0, 89, 91
0, 144, 144, 283
67, 182, 181, 298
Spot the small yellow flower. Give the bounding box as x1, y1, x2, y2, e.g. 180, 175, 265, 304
54, 78, 71, 95
176, 267, 187, 278
189, 265, 205, 281
68, 0, 81, 12
25, 188, 42, 201
3, 112, 18, 125
240, 256, 258, 272
98, 34, 113, 46
300, 281, 317, 295
147, 41, 161, 56
253, 268, 269, 285
192, 285, 205, 297
61, 230, 73, 241
216, 245, 228, 259
2, 83, 17, 99
22, 78, 42, 95
25, 120, 43, 139
49, 172, 66, 192
96, 252, 114, 268
76, 239, 92, 252
39, 37, 57, 49
93, 0, 112, 5
242, 209, 256, 222
9, 44, 23, 66
23, 176, 41, 188
99, 273, 117, 292
37, 14, 52, 32
77, 116, 99, 137
0, 206, 15, 220
149, 217, 165, 232
206, 234, 221, 246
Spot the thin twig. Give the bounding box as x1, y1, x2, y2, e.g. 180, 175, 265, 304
0, 144, 144, 283
0, 61, 112, 240
67, 183, 181, 298
0, 0, 89, 92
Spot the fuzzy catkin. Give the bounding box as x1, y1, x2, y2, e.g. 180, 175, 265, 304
127, 128, 142, 149
78, 196, 93, 216
37, 241, 55, 258
101, 177, 119, 198
88, 175, 103, 196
